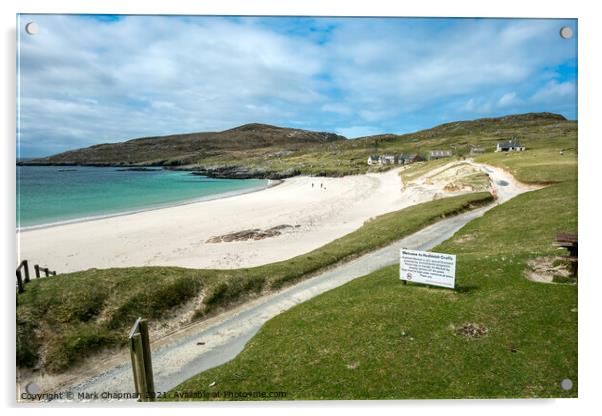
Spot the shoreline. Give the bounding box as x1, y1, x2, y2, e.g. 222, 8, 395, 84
18, 163, 506, 273
17, 179, 282, 233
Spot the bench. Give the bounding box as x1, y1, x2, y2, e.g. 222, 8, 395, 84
554, 232, 578, 276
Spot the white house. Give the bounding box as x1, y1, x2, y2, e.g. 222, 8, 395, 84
368, 153, 423, 165
367, 155, 380, 165
428, 150, 453, 160
470, 147, 486, 155
496, 137, 525, 152
380, 154, 396, 165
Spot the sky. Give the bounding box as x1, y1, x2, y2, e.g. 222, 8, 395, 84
17, 15, 577, 157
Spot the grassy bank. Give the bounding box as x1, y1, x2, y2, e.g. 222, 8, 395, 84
475, 146, 576, 184
168, 149, 577, 400
401, 160, 491, 193
246, 112, 577, 178
17, 192, 493, 373
399, 158, 452, 183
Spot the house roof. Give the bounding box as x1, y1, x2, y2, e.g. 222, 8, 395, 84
497, 137, 523, 147
429, 150, 452, 156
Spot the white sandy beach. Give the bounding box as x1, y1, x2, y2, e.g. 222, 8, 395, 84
17, 162, 488, 273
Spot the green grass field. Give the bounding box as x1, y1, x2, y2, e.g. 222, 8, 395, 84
183, 113, 577, 178
271, 113, 577, 177
16, 113, 577, 397
17, 192, 493, 373
168, 137, 577, 400
475, 147, 577, 184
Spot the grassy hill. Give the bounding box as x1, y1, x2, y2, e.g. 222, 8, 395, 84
17, 192, 493, 373
167, 132, 578, 400
19, 123, 346, 178
19, 112, 576, 179
273, 112, 575, 176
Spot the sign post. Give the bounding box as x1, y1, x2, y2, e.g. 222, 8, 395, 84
400, 249, 456, 289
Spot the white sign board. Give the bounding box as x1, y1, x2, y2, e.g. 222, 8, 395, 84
400, 249, 456, 289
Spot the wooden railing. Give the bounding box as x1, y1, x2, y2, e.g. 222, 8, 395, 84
34, 264, 57, 278
15, 260, 30, 294
16, 260, 57, 293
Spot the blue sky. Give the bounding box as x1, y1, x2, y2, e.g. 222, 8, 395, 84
17, 15, 577, 157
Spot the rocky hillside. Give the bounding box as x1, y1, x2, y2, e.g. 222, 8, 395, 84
20, 123, 346, 168
19, 112, 576, 179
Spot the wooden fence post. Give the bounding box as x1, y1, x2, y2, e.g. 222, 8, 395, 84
16, 270, 24, 294
23, 260, 30, 283
138, 319, 155, 400
131, 333, 148, 401
129, 318, 155, 402
34, 264, 40, 279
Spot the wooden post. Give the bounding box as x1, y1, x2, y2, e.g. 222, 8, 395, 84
22, 260, 30, 283
138, 319, 155, 401
34, 264, 40, 279
16, 270, 24, 294
43, 268, 50, 277
129, 334, 140, 393
130, 333, 148, 401
129, 318, 155, 402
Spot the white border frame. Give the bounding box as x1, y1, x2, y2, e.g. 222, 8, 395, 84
2, 1, 599, 415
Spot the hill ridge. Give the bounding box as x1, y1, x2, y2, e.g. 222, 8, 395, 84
19, 112, 576, 180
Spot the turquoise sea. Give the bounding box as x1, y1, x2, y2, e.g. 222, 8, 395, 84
16, 166, 268, 229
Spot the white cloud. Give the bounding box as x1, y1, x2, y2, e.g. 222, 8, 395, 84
18, 15, 331, 155
335, 125, 384, 138
498, 92, 522, 107
321, 103, 353, 115
323, 18, 575, 117
17, 16, 577, 156
531, 80, 576, 103
462, 98, 493, 114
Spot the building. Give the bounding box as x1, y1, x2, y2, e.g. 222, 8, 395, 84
367, 155, 380, 165
368, 153, 424, 165
428, 150, 453, 160
406, 154, 424, 163
496, 137, 525, 152
380, 154, 396, 165
470, 147, 486, 155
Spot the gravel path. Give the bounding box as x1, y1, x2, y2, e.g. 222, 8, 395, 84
42, 162, 535, 401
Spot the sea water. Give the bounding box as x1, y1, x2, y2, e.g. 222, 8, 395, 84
16, 166, 268, 229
